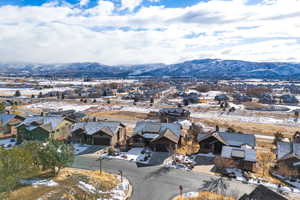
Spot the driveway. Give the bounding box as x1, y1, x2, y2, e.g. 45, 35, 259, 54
72, 154, 255, 200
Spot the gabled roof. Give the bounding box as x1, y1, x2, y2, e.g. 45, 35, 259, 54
277, 141, 300, 160
72, 121, 123, 136
18, 116, 67, 132
134, 121, 181, 143
239, 185, 287, 200
221, 146, 256, 162
198, 132, 256, 147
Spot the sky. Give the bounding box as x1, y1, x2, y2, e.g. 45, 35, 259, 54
0, 0, 300, 65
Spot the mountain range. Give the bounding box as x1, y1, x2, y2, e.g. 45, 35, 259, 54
1, 59, 300, 79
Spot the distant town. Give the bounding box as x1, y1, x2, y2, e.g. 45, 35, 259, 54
1, 76, 300, 200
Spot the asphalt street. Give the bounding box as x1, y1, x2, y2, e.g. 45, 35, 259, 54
72, 154, 255, 200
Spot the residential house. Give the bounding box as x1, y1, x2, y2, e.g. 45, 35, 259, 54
16, 116, 73, 144
280, 94, 299, 104
275, 132, 300, 177
198, 131, 256, 171
71, 121, 126, 146
128, 121, 182, 152
0, 114, 25, 135
259, 94, 276, 104
214, 94, 229, 102
159, 108, 190, 123
233, 93, 252, 103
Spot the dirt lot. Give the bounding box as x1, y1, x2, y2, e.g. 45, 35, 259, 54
88, 111, 148, 120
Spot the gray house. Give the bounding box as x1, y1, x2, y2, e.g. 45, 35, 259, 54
198, 132, 256, 171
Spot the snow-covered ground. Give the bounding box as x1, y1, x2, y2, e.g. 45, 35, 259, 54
100, 148, 152, 164
0, 138, 16, 149
0, 87, 71, 96
121, 106, 158, 113
26, 102, 98, 112
79, 175, 130, 200
20, 179, 58, 188
73, 144, 92, 155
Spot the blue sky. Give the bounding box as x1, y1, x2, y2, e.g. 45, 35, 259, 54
0, 0, 299, 65
1, 0, 207, 7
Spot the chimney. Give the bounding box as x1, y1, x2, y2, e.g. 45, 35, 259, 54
216, 125, 219, 132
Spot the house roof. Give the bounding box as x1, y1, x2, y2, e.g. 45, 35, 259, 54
159, 108, 190, 116
277, 141, 300, 160
19, 116, 67, 132
134, 121, 181, 143
72, 121, 123, 136
221, 146, 256, 162
239, 185, 287, 200
199, 132, 256, 147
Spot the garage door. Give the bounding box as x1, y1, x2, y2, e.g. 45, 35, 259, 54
93, 137, 111, 146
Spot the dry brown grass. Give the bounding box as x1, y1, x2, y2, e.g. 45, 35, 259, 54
174, 191, 236, 200
192, 118, 298, 137
88, 111, 148, 120
253, 152, 283, 185
8, 168, 120, 200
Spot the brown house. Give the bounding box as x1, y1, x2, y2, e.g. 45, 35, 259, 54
128, 121, 182, 152
159, 108, 190, 123
0, 114, 25, 135
71, 121, 126, 147
275, 132, 300, 177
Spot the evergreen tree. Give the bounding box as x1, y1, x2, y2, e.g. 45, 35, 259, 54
14, 90, 21, 97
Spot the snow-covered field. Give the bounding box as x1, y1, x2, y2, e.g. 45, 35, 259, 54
39, 79, 137, 86
191, 110, 300, 126
121, 106, 158, 113
26, 102, 98, 112
0, 138, 16, 149
0, 87, 71, 96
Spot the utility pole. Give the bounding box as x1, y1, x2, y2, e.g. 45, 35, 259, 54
97, 157, 104, 175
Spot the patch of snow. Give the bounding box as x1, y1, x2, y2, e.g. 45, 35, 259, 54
20, 179, 58, 188
100, 148, 152, 164
225, 168, 246, 182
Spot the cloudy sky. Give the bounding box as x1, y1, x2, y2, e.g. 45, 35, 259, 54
0, 0, 300, 65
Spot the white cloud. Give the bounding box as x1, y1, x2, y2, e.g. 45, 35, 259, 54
79, 0, 90, 7
120, 0, 143, 11
0, 0, 300, 65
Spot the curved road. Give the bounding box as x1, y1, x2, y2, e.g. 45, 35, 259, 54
72, 154, 255, 200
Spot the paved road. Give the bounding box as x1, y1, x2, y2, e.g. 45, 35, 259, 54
72, 154, 255, 200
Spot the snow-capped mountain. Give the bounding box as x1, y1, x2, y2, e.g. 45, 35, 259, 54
1, 59, 300, 79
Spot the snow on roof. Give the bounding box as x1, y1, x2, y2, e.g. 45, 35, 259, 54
20, 116, 66, 131
134, 121, 181, 141
0, 113, 16, 125
221, 146, 256, 162
72, 121, 122, 136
